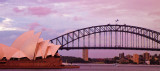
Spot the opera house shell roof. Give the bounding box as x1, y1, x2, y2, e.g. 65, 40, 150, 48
0, 30, 61, 60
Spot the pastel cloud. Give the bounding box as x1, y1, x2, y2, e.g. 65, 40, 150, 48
41, 28, 47, 31
71, 0, 160, 18
73, 16, 82, 21
33, 0, 76, 4
12, 6, 56, 17
28, 23, 41, 30
28, 23, 50, 32
0, 17, 5, 22
27, 7, 53, 16
0, 18, 22, 31
149, 11, 160, 16
154, 19, 160, 23
13, 7, 24, 13
1, 18, 14, 27
81, 0, 160, 11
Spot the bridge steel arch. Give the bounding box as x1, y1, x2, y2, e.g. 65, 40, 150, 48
50, 24, 160, 51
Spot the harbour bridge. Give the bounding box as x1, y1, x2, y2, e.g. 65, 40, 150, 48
50, 24, 160, 51
50, 24, 160, 61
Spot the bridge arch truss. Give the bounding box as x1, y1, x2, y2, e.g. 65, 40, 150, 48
50, 24, 160, 51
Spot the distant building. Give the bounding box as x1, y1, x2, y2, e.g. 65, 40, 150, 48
139, 55, 144, 64
155, 57, 158, 61
119, 53, 124, 59
133, 54, 139, 64
158, 54, 160, 60
96, 58, 105, 62
119, 58, 129, 64
154, 54, 158, 57
143, 52, 150, 61
145, 61, 150, 65
126, 54, 132, 60
153, 54, 158, 61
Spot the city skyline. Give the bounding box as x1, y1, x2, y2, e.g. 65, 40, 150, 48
62, 52, 160, 65
0, 0, 160, 58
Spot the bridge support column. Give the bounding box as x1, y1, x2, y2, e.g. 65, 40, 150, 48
82, 49, 88, 61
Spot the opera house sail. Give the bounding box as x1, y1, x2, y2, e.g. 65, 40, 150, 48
0, 30, 79, 69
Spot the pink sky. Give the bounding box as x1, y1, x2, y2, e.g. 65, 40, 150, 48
0, 0, 160, 58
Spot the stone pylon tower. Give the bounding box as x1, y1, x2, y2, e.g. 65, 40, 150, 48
82, 49, 88, 61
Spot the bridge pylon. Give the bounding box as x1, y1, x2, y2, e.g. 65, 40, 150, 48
82, 49, 88, 61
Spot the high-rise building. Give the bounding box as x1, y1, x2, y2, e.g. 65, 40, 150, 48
126, 54, 132, 60
119, 53, 124, 59
139, 55, 144, 64
133, 54, 139, 64
143, 52, 150, 61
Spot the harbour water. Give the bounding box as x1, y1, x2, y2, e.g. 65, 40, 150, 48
0, 64, 160, 71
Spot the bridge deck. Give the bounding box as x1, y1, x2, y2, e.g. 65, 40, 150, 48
59, 47, 160, 51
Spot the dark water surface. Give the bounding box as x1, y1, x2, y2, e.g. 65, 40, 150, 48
1, 64, 160, 71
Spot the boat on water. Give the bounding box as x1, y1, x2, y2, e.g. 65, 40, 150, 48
114, 63, 119, 67
0, 30, 79, 69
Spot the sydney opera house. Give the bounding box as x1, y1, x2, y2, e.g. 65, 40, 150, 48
0, 30, 79, 69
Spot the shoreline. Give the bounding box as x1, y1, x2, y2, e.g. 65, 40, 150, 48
0, 65, 80, 69
71, 63, 160, 66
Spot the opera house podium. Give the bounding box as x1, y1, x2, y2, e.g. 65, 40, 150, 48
0, 30, 79, 69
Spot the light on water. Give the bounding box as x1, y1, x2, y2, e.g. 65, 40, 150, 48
0, 64, 160, 71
